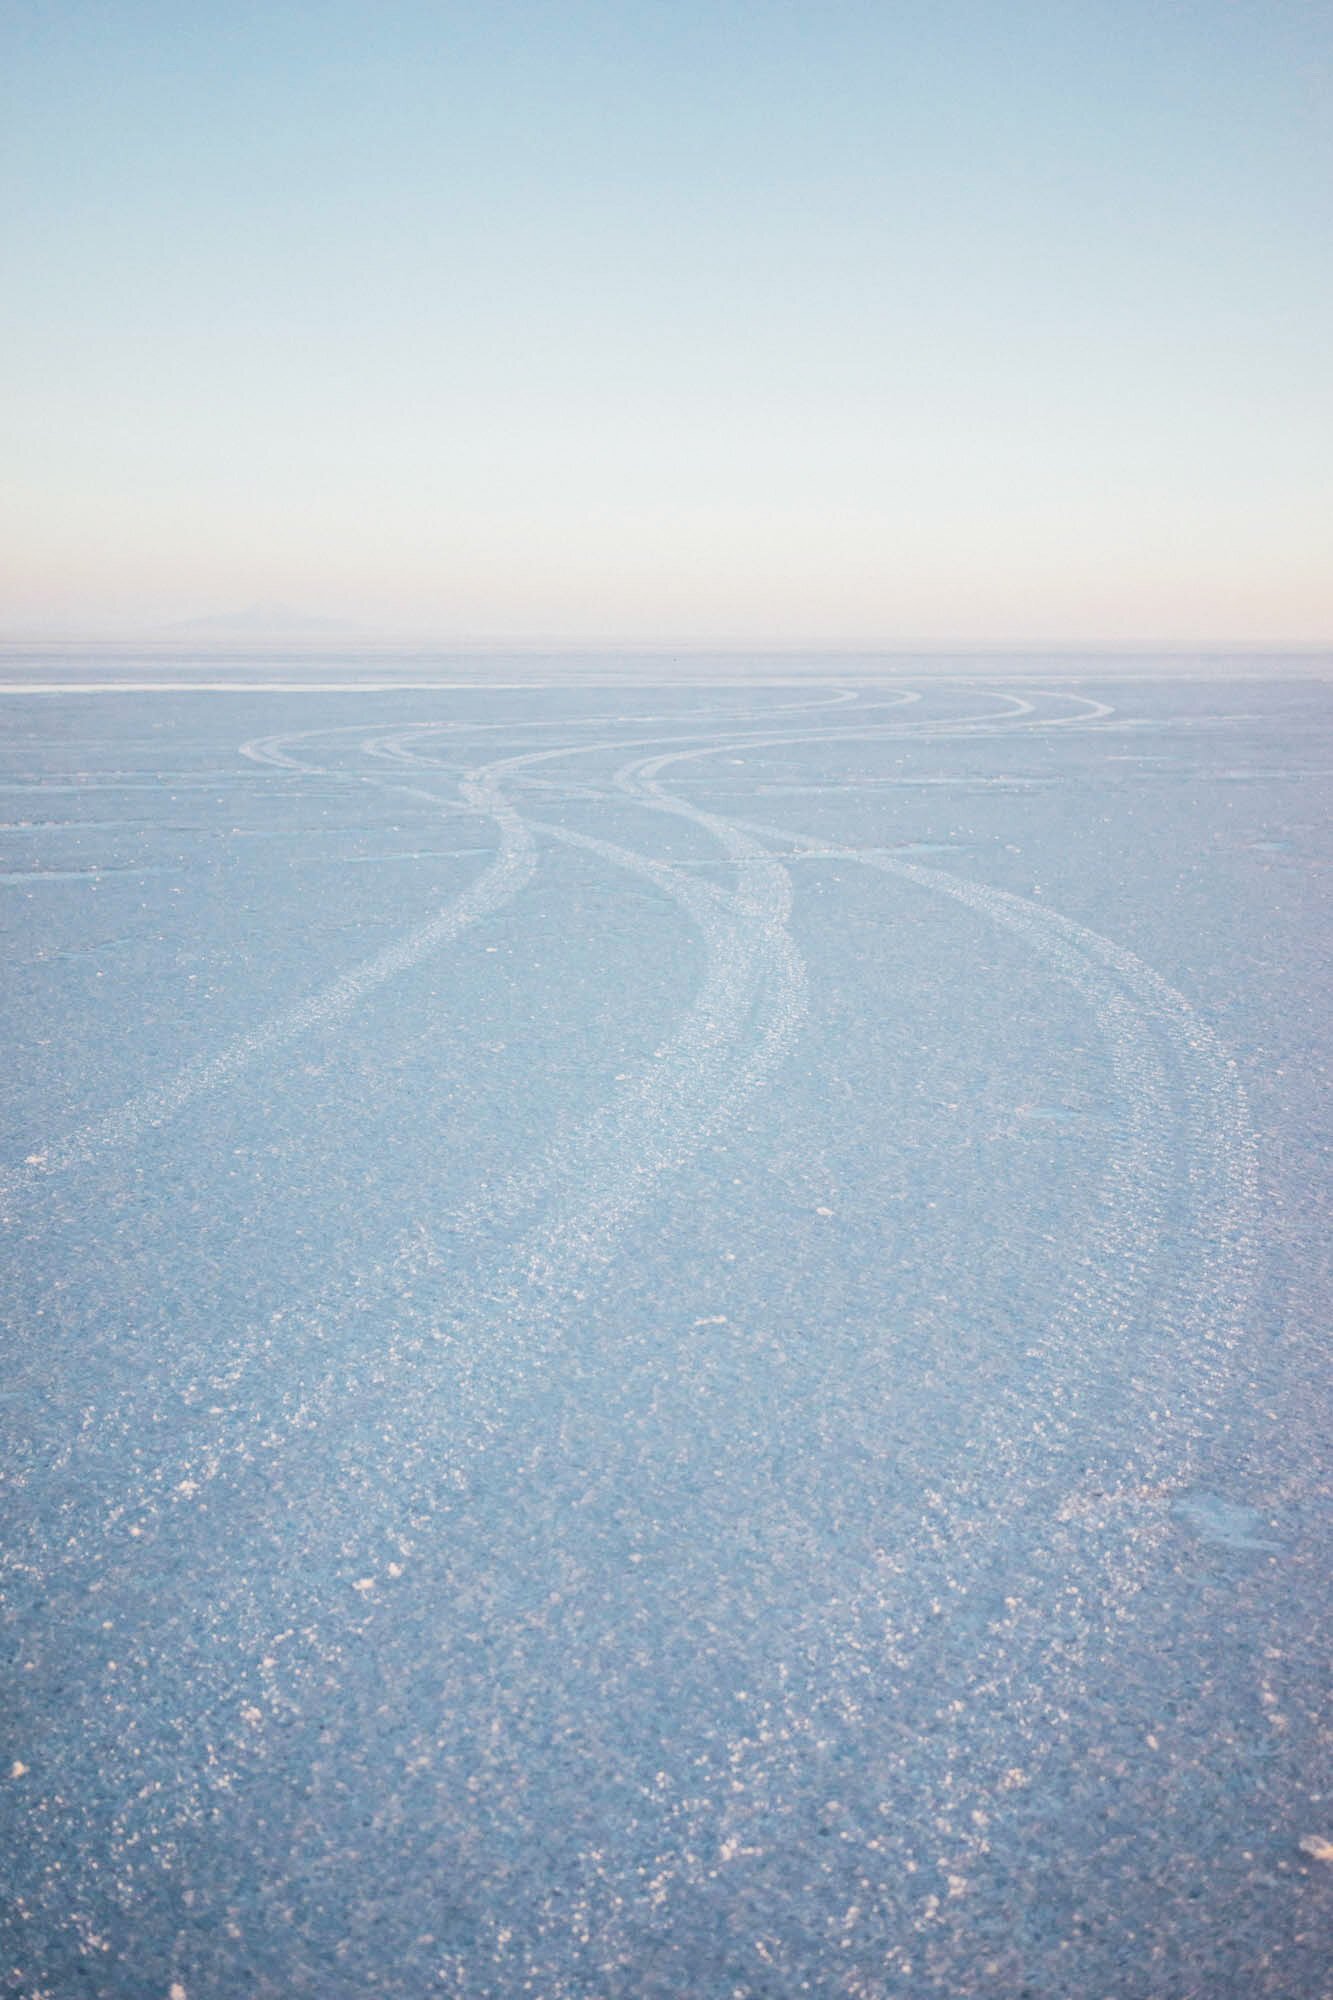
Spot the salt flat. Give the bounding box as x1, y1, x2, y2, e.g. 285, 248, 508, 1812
1, 664, 1330, 1997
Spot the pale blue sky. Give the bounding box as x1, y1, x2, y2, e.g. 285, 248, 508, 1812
3, 0, 1330, 642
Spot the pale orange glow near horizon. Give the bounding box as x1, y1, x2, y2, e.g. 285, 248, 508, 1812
4, 2, 1330, 647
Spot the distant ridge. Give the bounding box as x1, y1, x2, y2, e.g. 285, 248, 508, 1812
165, 601, 355, 635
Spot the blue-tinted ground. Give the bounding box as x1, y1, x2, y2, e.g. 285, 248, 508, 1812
1, 659, 1330, 1998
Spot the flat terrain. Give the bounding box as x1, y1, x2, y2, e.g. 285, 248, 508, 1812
1, 663, 1330, 1997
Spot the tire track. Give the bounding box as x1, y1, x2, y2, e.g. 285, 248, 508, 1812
712, 805, 1259, 1459
0, 757, 536, 1210
0, 679, 1279, 2000
615, 695, 1258, 1464
345, 723, 809, 1352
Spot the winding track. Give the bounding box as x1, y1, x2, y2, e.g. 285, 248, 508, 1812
0, 676, 1281, 2000
3, 680, 1258, 1453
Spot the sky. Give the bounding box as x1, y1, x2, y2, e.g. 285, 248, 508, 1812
2, 0, 1330, 646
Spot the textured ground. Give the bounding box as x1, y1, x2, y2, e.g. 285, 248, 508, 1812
1, 661, 1330, 1997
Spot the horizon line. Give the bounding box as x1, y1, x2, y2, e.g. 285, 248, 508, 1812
2, 632, 1332, 657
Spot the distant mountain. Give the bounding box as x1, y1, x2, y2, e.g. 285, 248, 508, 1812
165, 601, 355, 635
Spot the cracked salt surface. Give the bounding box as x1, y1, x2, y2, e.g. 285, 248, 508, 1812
1, 663, 1330, 1998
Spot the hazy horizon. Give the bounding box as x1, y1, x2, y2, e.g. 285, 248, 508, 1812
4, 1, 1331, 646
3, 631, 1332, 674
